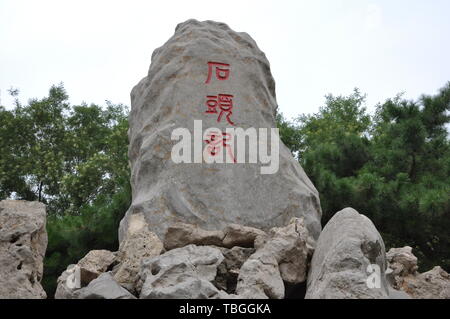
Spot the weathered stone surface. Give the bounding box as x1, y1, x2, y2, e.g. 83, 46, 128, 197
55, 250, 116, 298
399, 266, 450, 299
77, 250, 116, 286
257, 217, 310, 284
164, 222, 268, 251
222, 224, 266, 248
236, 253, 284, 299
113, 213, 164, 291
0, 200, 47, 299
306, 208, 389, 299
55, 264, 82, 299
79, 273, 136, 299
144, 277, 221, 299
386, 246, 418, 289
118, 19, 322, 243
138, 244, 225, 299
164, 222, 224, 250
235, 218, 309, 299
214, 246, 255, 293
385, 245, 450, 299
388, 286, 411, 299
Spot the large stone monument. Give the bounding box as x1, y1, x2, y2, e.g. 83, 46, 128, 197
119, 19, 322, 243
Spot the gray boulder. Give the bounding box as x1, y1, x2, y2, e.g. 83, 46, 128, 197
255, 217, 310, 284
386, 246, 418, 274
118, 19, 321, 243
386, 246, 418, 289
305, 208, 389, 299
55, 250, 117, 299
55, 264, 82, 299
77, 250, 116, 286
235, 218, 310, 299
214, 246, 255, 293
79, 273, 136, 299
138, 244, 226, 299
113, 213, 163, 291
236, 253, 284, 299
0, 200, 47, 299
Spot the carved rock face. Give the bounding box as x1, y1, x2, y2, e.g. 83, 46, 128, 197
119, 19, 322, 243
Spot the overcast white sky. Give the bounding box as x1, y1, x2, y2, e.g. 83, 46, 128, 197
1, 0, 449, 120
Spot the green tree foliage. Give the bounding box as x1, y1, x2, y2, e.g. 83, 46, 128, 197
43, 184, 130, 296
278, 83, 450, 271
276, 112, 302, 159
0, 84, 130, 297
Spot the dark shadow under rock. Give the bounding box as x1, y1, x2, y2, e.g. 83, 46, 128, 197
214, 246, 255, 294
284, 282, 307, 299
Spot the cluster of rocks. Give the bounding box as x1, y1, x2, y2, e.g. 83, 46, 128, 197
304, 208, 450, 299
1, 199, 449, 299
386, 246, 450, 299
55, 216, 311, 299
304, 208, 449, 299
53, 207, 450, 299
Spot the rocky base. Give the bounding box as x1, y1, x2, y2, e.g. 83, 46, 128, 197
56, 218, 311, 299
386, 246, 450, 299
54, 208, 450, 299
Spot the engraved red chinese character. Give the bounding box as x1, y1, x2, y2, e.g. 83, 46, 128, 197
205, 94, 235, 125
205, 62, 230, 84
204, 130, 236, 163
221, 132, 236, 163
205, 95, 218, 114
